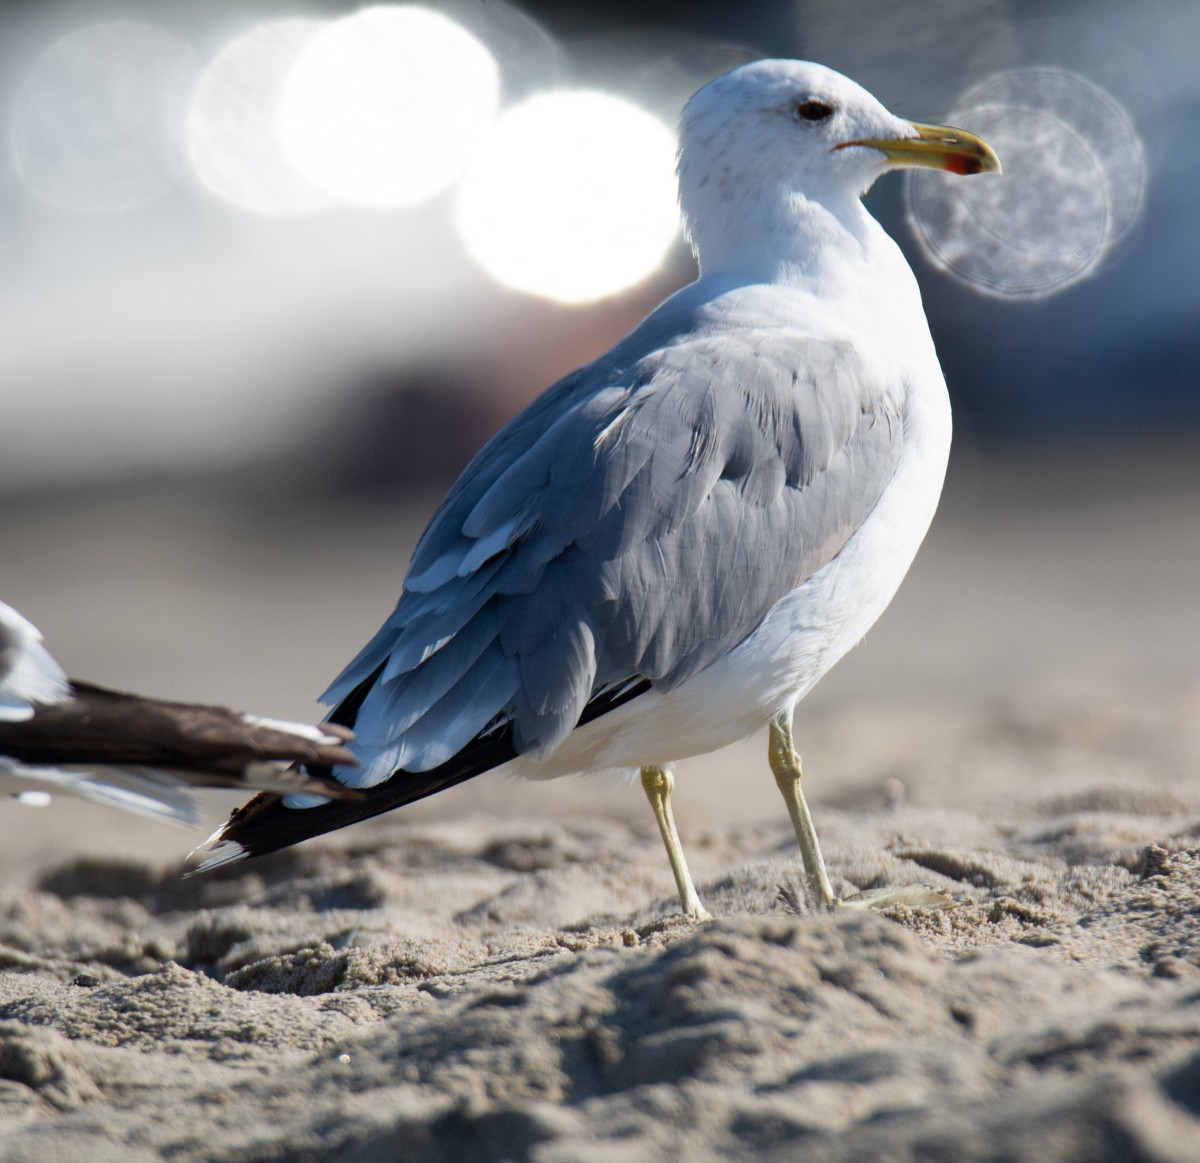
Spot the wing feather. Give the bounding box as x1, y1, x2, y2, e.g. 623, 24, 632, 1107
324, 328, 907, 787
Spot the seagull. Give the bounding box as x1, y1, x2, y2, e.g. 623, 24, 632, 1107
0, 600, 358, 825
194, 60, 998, 917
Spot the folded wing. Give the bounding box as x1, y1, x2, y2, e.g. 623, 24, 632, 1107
197, 324, 909, 865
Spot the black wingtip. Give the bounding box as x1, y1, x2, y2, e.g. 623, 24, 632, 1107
192, 729, 518, 866
192, 673, 654, 868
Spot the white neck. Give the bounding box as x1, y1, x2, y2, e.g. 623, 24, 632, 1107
687, 184, 883, 288
678, 182, 940, 393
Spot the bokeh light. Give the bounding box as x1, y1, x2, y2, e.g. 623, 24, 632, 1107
442, 0, 565, 101
11, 20, 198, 213
455, 90, 679, 303
793, 0, 1019, 117
277, 5, 501, 209
906, 68, 1146, 299
186, 18, 329, 216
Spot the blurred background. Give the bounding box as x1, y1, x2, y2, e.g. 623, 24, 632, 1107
0, 0, 1196, 872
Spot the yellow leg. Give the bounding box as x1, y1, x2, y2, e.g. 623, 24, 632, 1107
640, 765, 711, 921
768, 712, 837, 910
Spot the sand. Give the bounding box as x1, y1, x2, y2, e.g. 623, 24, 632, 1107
1, 445, 1199, 1161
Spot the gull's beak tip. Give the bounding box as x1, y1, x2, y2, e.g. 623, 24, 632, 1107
847, 121, 1001, 177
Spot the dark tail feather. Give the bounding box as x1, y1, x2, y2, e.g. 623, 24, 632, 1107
0, 680, 358, 796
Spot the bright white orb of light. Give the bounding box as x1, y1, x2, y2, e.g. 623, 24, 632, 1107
11, 21, 198, 213
277, 5, 500, 209
906, 69, 1146, 299
186, 19, 329, 215
456, 90, 679, 303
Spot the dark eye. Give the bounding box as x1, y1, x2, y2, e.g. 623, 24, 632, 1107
796, 100, 834, 122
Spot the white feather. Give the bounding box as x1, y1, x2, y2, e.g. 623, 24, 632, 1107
0, 600, 69, 720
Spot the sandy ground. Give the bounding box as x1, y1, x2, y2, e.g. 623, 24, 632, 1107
1, 444, 1199, 1161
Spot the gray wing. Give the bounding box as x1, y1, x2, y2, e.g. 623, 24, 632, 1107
325, 330, 908, 785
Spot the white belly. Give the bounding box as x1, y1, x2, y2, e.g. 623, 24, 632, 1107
507, 377, 952, 782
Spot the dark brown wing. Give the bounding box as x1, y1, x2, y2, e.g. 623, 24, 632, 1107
0, 680, 358, 798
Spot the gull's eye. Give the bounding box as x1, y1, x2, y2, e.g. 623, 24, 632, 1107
796, 100, 834, 122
